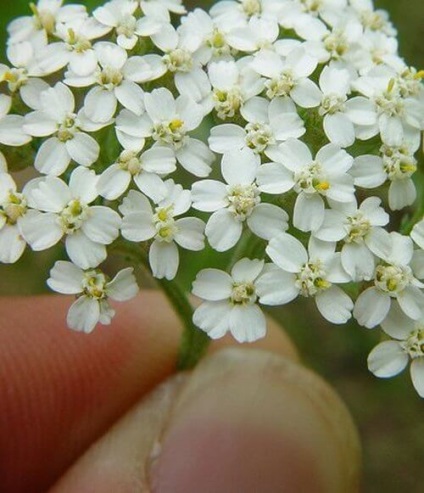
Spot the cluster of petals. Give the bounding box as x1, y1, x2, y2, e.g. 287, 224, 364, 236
1, 0, 424, 397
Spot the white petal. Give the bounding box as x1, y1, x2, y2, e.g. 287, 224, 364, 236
231, 258, 264, 283
192, 269, 233, 301
206, 209, 242, 252
149, 240, 179, 280
266, 233, 307, 273
410, 359, 424, 398
67, 296, 100, 334
174, 217, 205, 251
193, 301, 230, 339
34, 138, 70, 176
66, 132, 100, 167
397, 287, 424, 321
47, 261, 84, 294
368, 341, 408, 378
85, 87, 117, 123
256, 265, 298, 305
256, 162, 294, 194
69, 167, 98, 204
247, 203, 288, 240
388, 179, 416, 211
229, 304, 266, 343
176, 139, 214, 177
324, 113, 355, 148
0, 225, 26, 263
98, 166, 131, 200
316, 286, 353, 324
82, 206, 121, 244
65, 233, 107, 269
20, 210, 63, 250
115, 80, 145, 116
191, 179, 228, 212
221, 148, 259, 186
341, 242, 375, 282
107, 268, 139, 301
121, 212, 155, 242
353, 287, 391, 328
293, 193, 325, 232
291, 78, 322, 108
276, 139, 312, 171
208, 124, 246, 154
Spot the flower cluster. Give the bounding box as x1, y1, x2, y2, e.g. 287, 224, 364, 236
1, 0, 424, 394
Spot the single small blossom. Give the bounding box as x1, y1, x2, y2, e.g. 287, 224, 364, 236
265, 233, 354, 324
47, 261, 139, 333
192, 258, 276, 342
120, 181, 205, 280
368, 304, 424, 398
20, 167, 121, 269
192, 148, 289, 251
353, 231, 424, 328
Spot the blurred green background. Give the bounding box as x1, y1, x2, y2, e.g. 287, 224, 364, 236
1, 1, 424, 491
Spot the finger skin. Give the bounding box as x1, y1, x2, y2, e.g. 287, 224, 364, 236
0, 293, 181, 493
0, 293, 296, 492
49, 349, 361, 493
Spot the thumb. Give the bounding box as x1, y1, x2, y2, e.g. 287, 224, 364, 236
49, 347, 360, 493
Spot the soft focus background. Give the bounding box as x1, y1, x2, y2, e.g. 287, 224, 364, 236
1, 1, 423, 491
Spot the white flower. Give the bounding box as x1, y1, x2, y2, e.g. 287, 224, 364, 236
317, 64, 376, 148
353, 231, 424, 328
192, 148, 288, 252
120, 181, 205, 280
250, 46, 320, 106
0, 94, 31, 147
192, 258, 273, 343
140, 0, 186, 17
353, 66, 424, 148
265, 233, 353, 324
93, 0, 148, 50
47, 261, 138, 333
36, 16, 108, 77
368, 304, 424, 398
208, 59, 263, 119
65, 41, 164, 123
313, 196, 389, 281
0, 173, 30, 263
0, 33, 51, 109
20, 167, 121, 269
23, 83, 101, 175
261, 139, 354, 232
97, 146, 176, 202
115, 88, 214, 177
209, 96, 305, 156
351, 143, 418, 211
7, 0, 87, 44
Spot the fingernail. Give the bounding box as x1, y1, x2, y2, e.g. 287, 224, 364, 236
150, 348, 360, 493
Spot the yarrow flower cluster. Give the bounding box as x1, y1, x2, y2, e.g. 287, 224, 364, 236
1, 0, 424, 394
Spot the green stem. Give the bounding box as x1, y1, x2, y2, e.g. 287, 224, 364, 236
111, 240, 210, 370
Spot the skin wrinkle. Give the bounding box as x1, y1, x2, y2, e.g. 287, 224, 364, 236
0, 294, 182, 493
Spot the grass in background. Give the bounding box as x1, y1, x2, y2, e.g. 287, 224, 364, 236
1, 1, 424, 491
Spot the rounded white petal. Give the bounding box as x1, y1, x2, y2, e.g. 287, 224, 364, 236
256, 162, 294, 194
410, 359, 424, 398
368, 341, 408, 378
229, 304, 266, 343
98, 165, 131, 200
221, 148, 259, 186
107, 268, 139, 301
191, 179, 228, 212
231, 258, 264, 284
34, 138, 70, 176
66, 132, 100, 167
47, 261, 84, 294
82, 206, 121, 244
19, 210, 63, 250
247, 203, 288, 240
65, 232, 107, 269
67, 296, 100, 334
256, 265, 298, 306
0, 224, 26, 263
316, 286, 353, 324
174, 217, 205, 251
353, 287, 391, 328
266, 233, 307, 273
192, 269, 233, 301
149, 240, 179, 280
176, 138, 214, 178
121, 212, 155, 242
85, 87, 118, 123
193, 301, 231, 339
205, 209, 242, 252
293, 193, 325, 232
